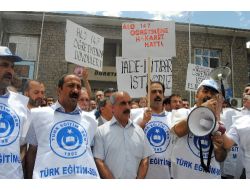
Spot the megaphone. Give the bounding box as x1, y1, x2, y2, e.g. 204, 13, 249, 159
187, 106, 218, 137
210, 66, 231, 81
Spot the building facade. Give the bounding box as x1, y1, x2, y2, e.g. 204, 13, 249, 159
0, 11, 249, 105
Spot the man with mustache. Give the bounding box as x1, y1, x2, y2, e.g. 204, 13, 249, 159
0, 46, 29, 178
170, 79, 226, 178
93, 91, 154, 178
131, 81, 173, 178
25, 74, 99, 179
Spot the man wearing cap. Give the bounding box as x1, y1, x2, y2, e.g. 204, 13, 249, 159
170, 79, 227, 178
0, 46, 29, 178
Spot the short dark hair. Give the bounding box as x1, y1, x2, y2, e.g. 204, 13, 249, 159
97, 98, 110, 113
169, 94, 182, 102
22, 79, 43, 93
146, 81, 165, 94
58, 74, 68, 89
163, 96, 170, 105
58, 74, 78, 89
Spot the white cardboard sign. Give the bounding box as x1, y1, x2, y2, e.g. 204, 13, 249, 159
65, 20, 104, 71
122, 21, 176, 58
116, 57, 172, 98
185, 63, 213, 91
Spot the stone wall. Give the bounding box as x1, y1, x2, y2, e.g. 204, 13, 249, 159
2, 17, 249, 100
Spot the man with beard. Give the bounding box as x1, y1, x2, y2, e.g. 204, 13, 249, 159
25, 74, 99, 179
93, 91, 154, 178
170, 79, 226, 178
23, 80, 45, 178
23, 80, 45, 109
0, 46, 29, 178
131, 81, 173, 178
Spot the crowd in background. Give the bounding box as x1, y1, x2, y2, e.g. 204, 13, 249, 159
1, 46, 250, 179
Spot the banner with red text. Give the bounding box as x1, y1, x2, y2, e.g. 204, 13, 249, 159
122, 21, 176, 58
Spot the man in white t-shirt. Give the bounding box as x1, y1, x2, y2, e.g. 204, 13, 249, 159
170, 79, 227, 178
220, 85, 250, 179
222, 114, 250, 178
0, 46, 29, 178
131, 81, 173, 178
25, 74, 99, 179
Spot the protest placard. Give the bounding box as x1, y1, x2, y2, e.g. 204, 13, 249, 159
116, 57, 172, 98
65, 20, 104, 71
122, 21, 176, 58
185, 63, 213, 91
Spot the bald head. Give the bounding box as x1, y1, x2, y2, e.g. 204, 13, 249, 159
23, 80, 45, 109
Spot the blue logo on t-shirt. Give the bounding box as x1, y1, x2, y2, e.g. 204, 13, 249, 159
187, 133, 214, 159
145, 121, 170, 153
0, 103, 20, 146
50, 120, 88, 159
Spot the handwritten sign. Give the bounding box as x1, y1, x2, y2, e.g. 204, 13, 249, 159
185, 63, 213, 91
122, 21, 176, 58
116, 57, 172, 98
65, 20, 104, 71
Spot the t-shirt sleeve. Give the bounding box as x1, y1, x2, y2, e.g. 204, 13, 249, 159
170, 108, 190, 128
20, 109, 31, 145
226, 126, 239, 145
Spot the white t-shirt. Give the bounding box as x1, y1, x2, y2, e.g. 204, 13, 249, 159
29, 103, 99, 179
131, 108, 173, 179
0, 91, 29, 179
227, 114, 250, 178
220, 108, 244, 178
170, 108, 221, 179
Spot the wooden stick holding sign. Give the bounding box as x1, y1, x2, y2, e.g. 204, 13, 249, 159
147, 57, 151, 107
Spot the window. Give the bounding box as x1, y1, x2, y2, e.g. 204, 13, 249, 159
8, 35, 39, 91
9, 35, 39, 61
14, 61, 35, 79
194, 48, 221, 68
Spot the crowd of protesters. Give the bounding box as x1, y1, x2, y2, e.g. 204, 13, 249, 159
1, 46, 250, 179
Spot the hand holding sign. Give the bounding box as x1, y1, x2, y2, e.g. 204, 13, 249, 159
74, 66, 84, 78
73, 66, 89, 81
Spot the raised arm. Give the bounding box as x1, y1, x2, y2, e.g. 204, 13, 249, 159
82, 67, 92, 98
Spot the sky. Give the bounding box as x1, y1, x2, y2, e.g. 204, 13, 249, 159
77, 11, 250, 30
3, 0, 250, 30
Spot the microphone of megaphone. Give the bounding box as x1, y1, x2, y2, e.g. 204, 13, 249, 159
187, 106, 218, 137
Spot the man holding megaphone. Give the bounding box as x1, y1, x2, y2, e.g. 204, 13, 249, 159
170, 79, 227, 178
